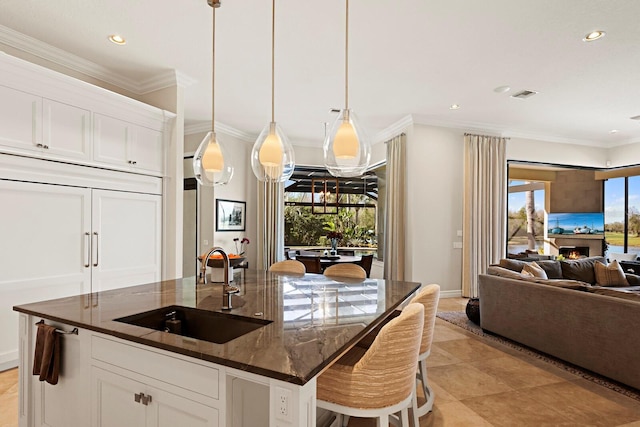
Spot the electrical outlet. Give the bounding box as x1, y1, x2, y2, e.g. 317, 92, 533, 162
275, 386, 292, 422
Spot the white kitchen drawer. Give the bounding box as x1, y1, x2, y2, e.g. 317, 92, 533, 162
91, 334, 219, 400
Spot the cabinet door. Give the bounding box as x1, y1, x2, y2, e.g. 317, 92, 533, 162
0, 85, 42, 153
43, 98, 92, 161
0, 180, 92, 368
92, 367, 146, 427
130, 125, 164, 175
91, 189, 162, 292
93, 113, 129, 167
148, 387, 219, 427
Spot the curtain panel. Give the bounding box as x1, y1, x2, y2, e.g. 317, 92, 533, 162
462, 134, 507, 297
257, 181, 284, 270
384, 134, 407, 281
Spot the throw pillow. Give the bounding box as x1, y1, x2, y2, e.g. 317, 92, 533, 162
521, 262, 548, 279
594, 260, 629, 287
560, 256, 606, 284
487, 265, 530, 279
499, 259, 562, 278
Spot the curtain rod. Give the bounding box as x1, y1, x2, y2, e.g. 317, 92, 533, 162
464, 132, 510, 140
383, 132, 406, 144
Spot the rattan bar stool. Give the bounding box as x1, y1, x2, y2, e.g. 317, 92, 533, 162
316, 303, 425, 427
268, 260, 306, 274
413, 284, 440, 416
323, 263, 366, 279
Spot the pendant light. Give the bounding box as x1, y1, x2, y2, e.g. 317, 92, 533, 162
251, 0, 295, 182
193, 0, 234, 187
323, 0, 371, 178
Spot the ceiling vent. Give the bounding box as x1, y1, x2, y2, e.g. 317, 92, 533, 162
511, 90, 538, 99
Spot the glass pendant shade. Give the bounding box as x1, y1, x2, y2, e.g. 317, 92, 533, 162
323, 108, 371, 177
251, 122, 295, 182
193, 131, 234, 186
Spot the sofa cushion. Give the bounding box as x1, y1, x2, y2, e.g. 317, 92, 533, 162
588, 286, 640, 302
522, 262, 548, 279
499, 259, 562, 279
594, 260, 629, 287
487, 265, 529, 279
560, 256, 606, 284
529, 278, 591, 291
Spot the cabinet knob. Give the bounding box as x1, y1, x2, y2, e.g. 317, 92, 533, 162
36, 143, 43, 148
134, 392, 142, 403
43, 145, 49, 149
128, 160, 137, 165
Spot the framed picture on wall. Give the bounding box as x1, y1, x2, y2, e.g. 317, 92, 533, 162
216, 199, 246, 231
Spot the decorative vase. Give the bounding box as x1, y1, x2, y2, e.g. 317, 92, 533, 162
465, 298, 481, 325
330, 238, 338, 256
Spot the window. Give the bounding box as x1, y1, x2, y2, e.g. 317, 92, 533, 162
507, 180, 545, 256
284, 166, 382, 257
604, 176, 640, 256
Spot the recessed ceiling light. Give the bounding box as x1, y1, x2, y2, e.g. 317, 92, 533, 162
583, 31, 605, 42
108, 34, 126, 45
449, 104, 460, 110
609, 129, 619, 134
493, 85, 511, 93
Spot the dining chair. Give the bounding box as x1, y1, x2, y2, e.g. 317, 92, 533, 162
295, 255, 322, 273
357, 254, 374, 278
268, 260, 305, 274
316, 303, 424, 427
323, 263, 366, 279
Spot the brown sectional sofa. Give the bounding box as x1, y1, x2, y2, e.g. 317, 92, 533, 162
478, 256, 640, 391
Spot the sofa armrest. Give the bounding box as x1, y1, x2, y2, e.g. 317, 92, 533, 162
625, 273, 640, 285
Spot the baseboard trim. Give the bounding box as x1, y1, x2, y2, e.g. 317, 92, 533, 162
0, 358, 18, 372
440, 289, 462, 299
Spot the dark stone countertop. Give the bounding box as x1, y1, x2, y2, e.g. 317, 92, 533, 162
14, 270, 420, 385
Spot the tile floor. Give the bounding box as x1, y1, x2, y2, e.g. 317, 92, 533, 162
2, 298, 640, 426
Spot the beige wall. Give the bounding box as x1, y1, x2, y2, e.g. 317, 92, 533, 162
607, 143, 640, 168
506, 138, 607, 168
405, 125, 465, 296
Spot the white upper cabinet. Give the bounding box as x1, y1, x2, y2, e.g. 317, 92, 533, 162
0, 85, 41, 153
43, 98, 92, 161
93, 113, 164, 175
0, 52, 172, 176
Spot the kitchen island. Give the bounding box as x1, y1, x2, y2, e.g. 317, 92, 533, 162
14, 270, 420, 427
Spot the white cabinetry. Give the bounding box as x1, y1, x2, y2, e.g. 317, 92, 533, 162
43, 98, 92, 161
0, 86, 92, 162
0, 155, 163, 370
91, 335, 220, 427
93, 113, 163, 175
91, 189, 162, 292
93, 367, 218, 427
0, 85, 41, 153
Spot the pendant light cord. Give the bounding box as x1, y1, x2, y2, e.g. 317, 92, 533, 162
271, 0, 276, 123
212, 5, 216, 130
345, 0, 349, 110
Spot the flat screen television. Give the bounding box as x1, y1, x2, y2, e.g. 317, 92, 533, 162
547, 212, 604, 236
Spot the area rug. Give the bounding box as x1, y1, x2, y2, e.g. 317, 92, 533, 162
436, 311, 640, 402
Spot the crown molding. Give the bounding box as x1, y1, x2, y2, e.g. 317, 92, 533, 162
411, 114, 611, 148
373, 115, 414, 144
184, 121, 256, 143
139, 70, 198, 94
0, 24, 142, 92
0, 24, 197, 95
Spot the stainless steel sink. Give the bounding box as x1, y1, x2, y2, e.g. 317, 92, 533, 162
114, 305, 271, 344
